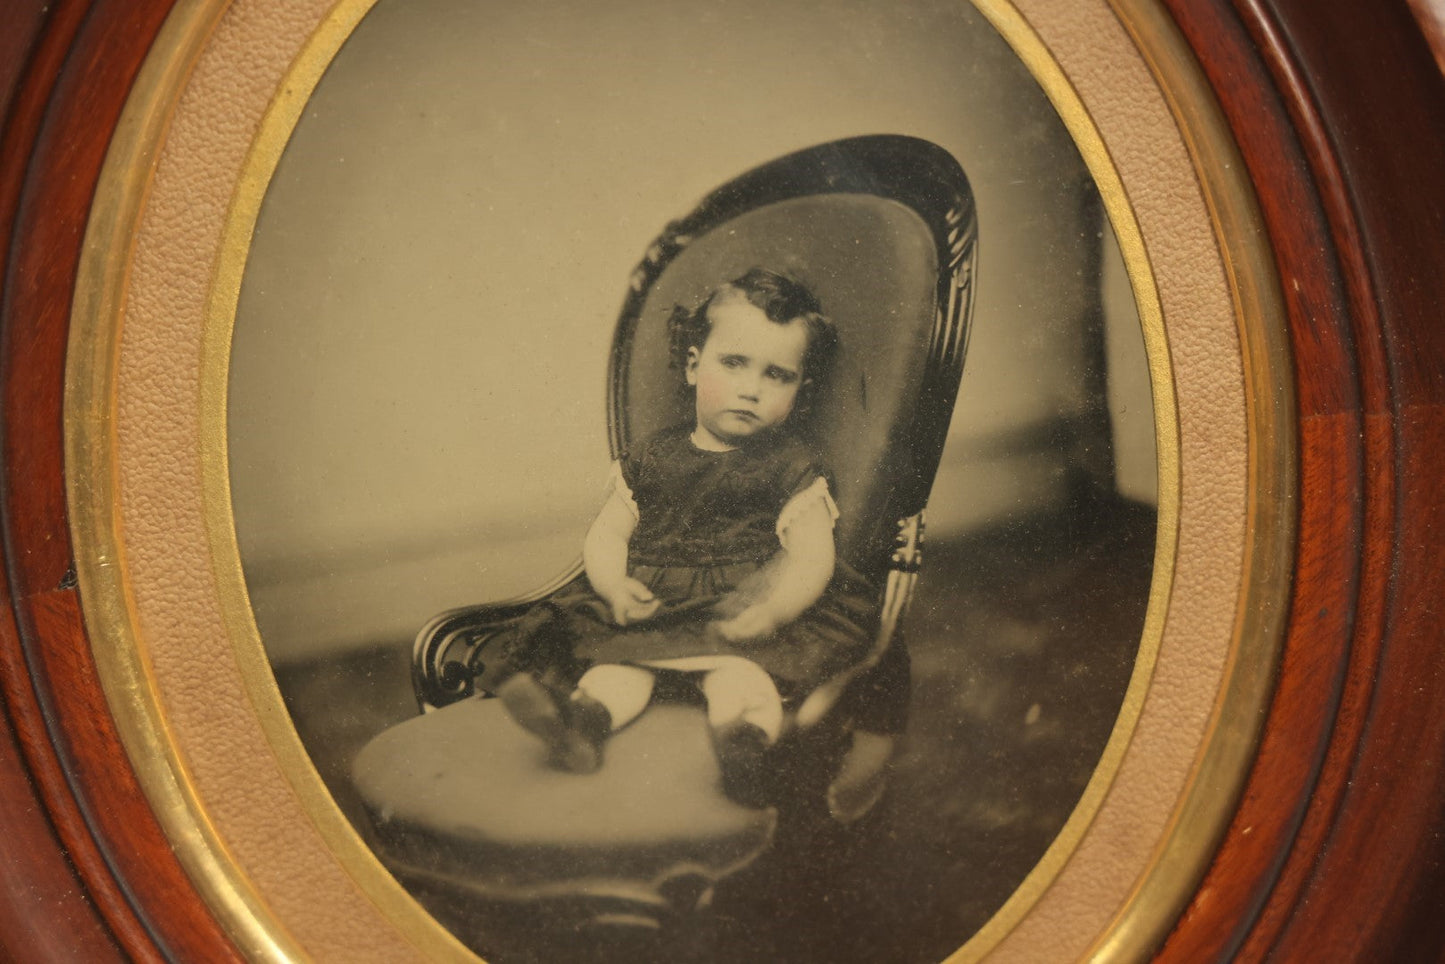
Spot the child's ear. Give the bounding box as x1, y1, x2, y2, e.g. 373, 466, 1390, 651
684, 347, 700, 385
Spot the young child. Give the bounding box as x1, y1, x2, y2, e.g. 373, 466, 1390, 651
490, 268, 875, 805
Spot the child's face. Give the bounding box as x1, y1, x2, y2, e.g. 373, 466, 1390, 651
685, 297, 807, 450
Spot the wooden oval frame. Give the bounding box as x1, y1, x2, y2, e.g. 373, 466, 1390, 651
1, 1, 1442, 962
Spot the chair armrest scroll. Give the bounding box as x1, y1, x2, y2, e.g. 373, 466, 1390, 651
412, 562, 585, 711
796, 512, 923, 729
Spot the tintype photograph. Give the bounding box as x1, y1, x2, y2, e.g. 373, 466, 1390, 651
226, 0, 1161, 961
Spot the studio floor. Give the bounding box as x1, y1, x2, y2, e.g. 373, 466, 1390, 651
275, 497, 1154, 963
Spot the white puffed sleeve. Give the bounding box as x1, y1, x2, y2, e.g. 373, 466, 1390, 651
775, 476, 839, 550
607, 460, 639, 519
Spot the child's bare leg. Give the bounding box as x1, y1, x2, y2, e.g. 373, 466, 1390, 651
701, 658, 784, 807
576, 664, 655, 730
701, 657, 784, 742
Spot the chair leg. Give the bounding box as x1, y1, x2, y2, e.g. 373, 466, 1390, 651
827, 731, 896, 823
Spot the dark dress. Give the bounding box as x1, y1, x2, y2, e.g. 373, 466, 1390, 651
483, 425, 878, 704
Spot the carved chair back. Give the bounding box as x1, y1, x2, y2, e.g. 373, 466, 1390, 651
414, 135, 976, 711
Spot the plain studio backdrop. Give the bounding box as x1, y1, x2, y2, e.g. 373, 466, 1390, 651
229, 0, 1155, 664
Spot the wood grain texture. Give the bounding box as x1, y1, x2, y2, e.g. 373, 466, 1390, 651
1145, 3, 1364, 959
0, 0, 245, 960
1157, 0, 1445, 961
0, 0, 1441, 961
0, 655, 126, 962
1408, 0, 1445, 74
1245, 1, 1445, 958
1, 5, 146, 960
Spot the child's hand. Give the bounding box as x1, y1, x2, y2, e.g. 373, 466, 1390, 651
713, 607, 779, 642
608, 578, 661, 626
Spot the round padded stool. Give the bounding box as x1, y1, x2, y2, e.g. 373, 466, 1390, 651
353, 698, 776, 926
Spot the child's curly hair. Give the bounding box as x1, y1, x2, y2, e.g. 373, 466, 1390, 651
667, 268, 838, 426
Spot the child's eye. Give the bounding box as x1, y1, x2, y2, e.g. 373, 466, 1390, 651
720, 356, 746, 369
766, 367, 799, 384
